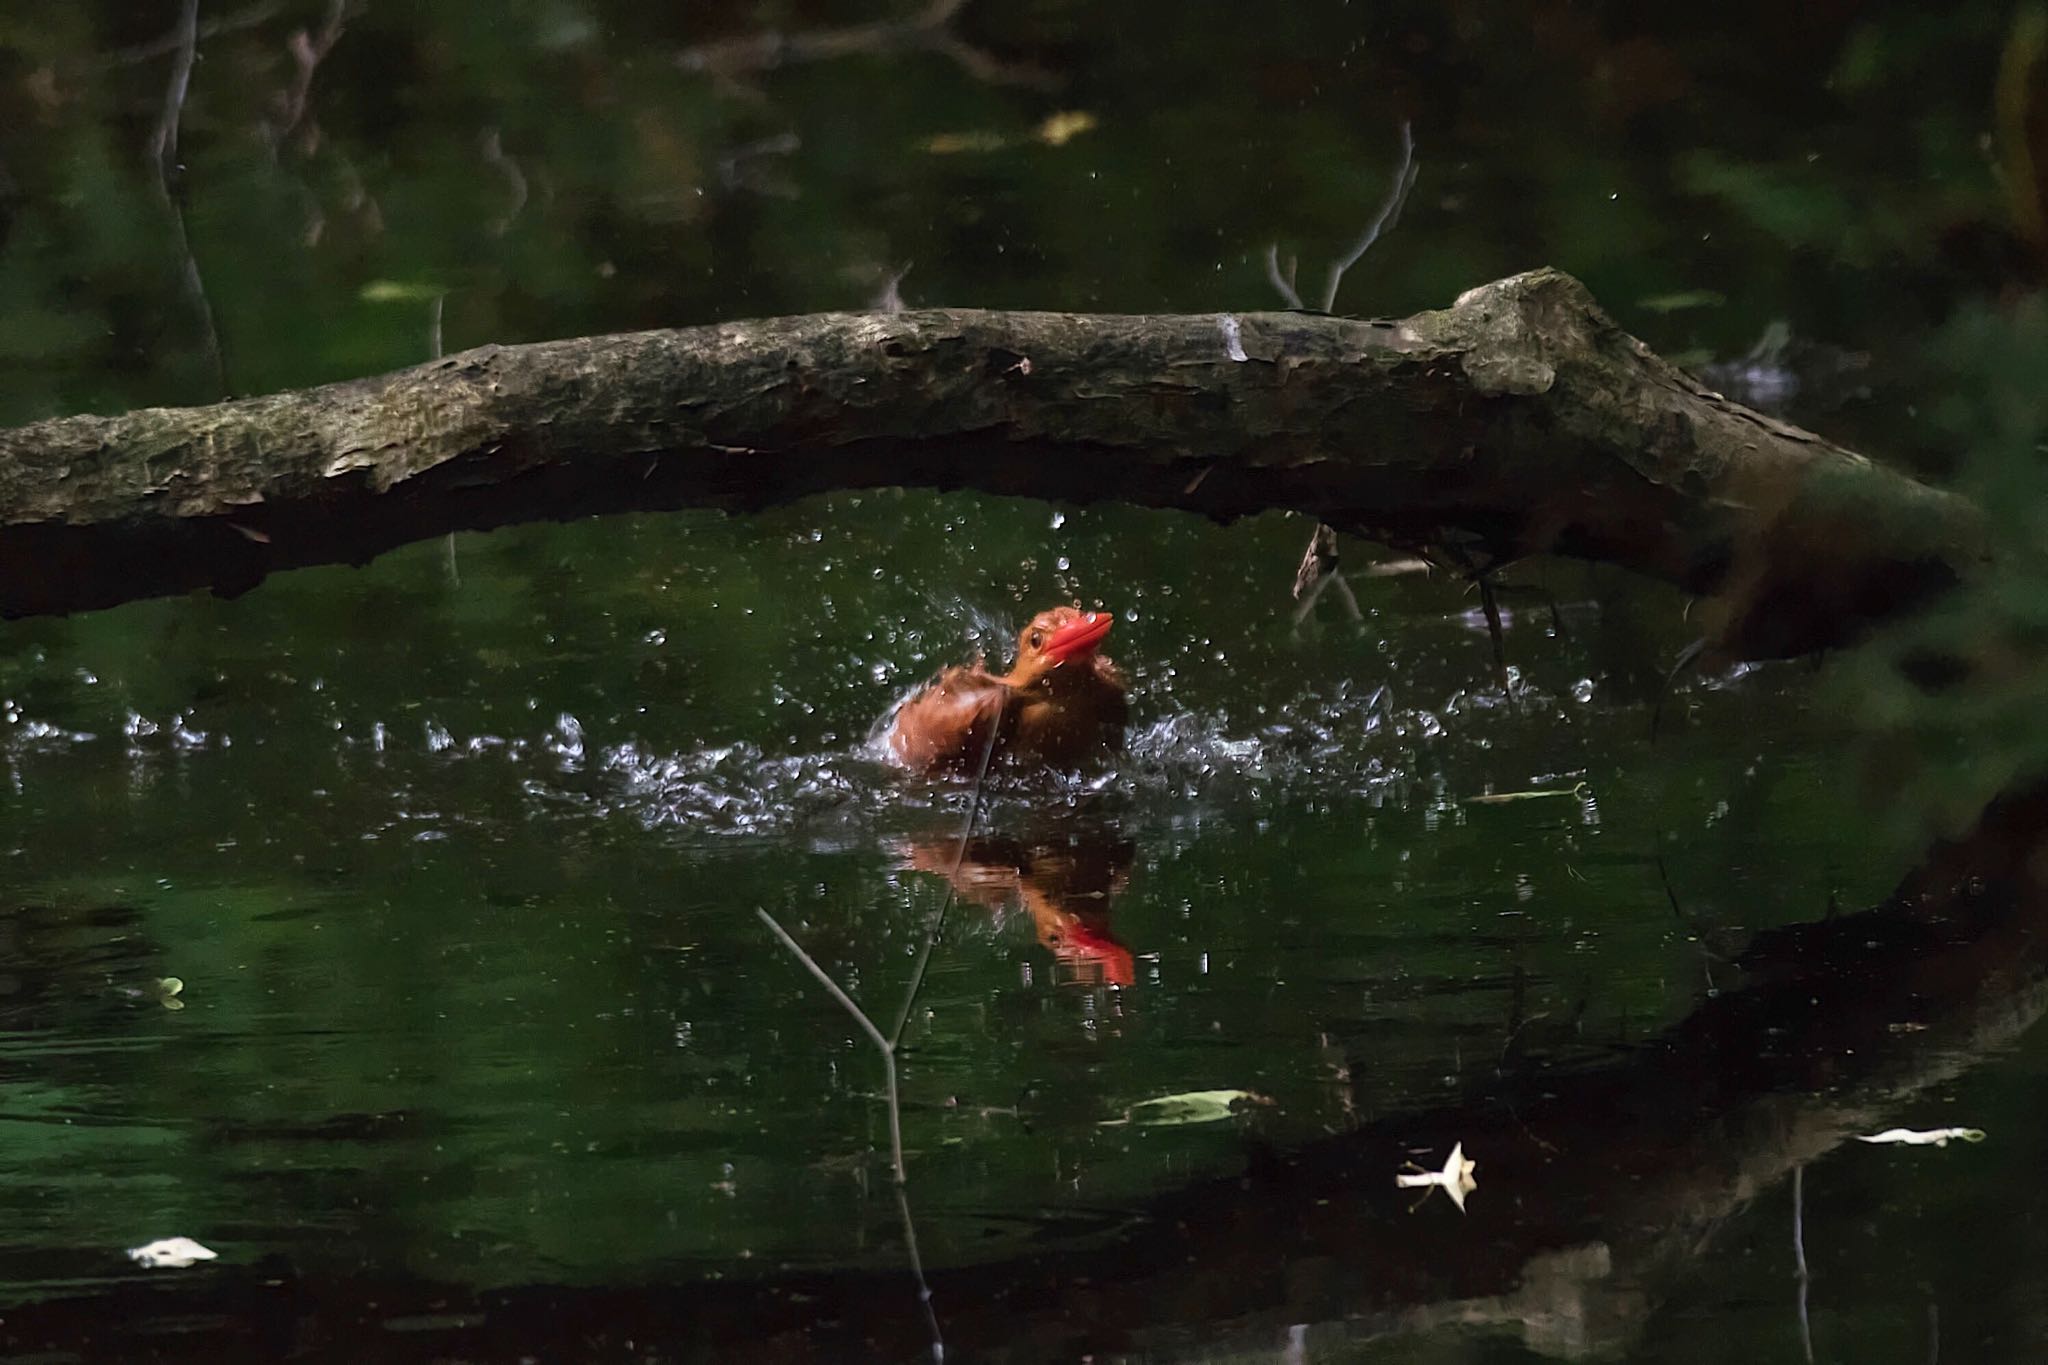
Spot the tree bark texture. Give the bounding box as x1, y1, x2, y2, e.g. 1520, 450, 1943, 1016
0, 268, 1985, 657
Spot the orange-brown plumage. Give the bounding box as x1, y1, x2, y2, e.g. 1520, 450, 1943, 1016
896, 830, 1136, 986
886, 607, 1127, 772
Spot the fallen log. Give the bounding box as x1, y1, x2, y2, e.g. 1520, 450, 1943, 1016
0, 268, 1985, 657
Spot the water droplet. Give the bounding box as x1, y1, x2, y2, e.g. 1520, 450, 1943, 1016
548, 713, 586, 764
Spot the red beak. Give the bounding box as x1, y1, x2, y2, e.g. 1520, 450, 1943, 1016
1044, 611, 1113, 664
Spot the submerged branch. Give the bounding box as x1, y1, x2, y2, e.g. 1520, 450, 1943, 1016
0, 269, 1985, 659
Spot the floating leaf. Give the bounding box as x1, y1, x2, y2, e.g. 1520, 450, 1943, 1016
1035, 111, 1097, 146
922, 130, 1007, 156
1637, 289, 1727, 314
1855, 1126, 1986, 1147
1101, 1088, 1270, 1127
923, 112, 1096, 157
359, 280, 447, 304
1466, 781, 1589, 805
127, 1236, 217, 1269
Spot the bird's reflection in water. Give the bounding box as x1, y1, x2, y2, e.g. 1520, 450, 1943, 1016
895, 824, 1136, 988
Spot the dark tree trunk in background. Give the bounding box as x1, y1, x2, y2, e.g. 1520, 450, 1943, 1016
0, 269, 1984, 658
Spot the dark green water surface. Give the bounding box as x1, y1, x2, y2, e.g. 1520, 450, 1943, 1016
2, 3, 2045, 1360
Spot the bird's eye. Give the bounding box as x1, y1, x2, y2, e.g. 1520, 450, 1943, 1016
1028, 632, 1043, 650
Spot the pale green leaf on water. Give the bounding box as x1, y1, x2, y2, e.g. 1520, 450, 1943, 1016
359, 280, 447, 304
1466, 781, 1590, 805
1637, 289, 1727, 313
1101, 1089, 1270, 1127
156, 977, 183, 997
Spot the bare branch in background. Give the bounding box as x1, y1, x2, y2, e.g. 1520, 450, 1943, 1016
1262, 122, 1417, 314
678, 0, 1055, 91
480, 129, 529, 235
74, 0, 280, 71
149, 0, 227, 396
716, 132, 802, 199
266, 0, 351, 156
333, 155, 383, 235
872, 262, 914, 313
1263, 244, 1305, 309
1321, 120, 1416, 312
149, 0, 200, 184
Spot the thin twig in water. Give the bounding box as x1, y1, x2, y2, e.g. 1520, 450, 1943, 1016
1793, 1165, 1814, 1363
756, 686, 1004, 1362
1477, 575, 1512, 698
890, 688, 1006, 1047
756, 910, 893, 1058
1290, 565, 1363, 628
1650, 637, 1709, 742
1327, 571, 1364, 622
755, 915, 944, 1357
892, 1173, 943, 1357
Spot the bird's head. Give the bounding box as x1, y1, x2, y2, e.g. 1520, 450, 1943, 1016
1005, 606, 1114, 689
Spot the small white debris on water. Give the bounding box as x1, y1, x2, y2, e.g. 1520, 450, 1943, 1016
1218, 314, 1249, 362
128, 1237, 218, 1269
1855, 1127, 1985, 1147
1397, 1141, 1478, 1212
